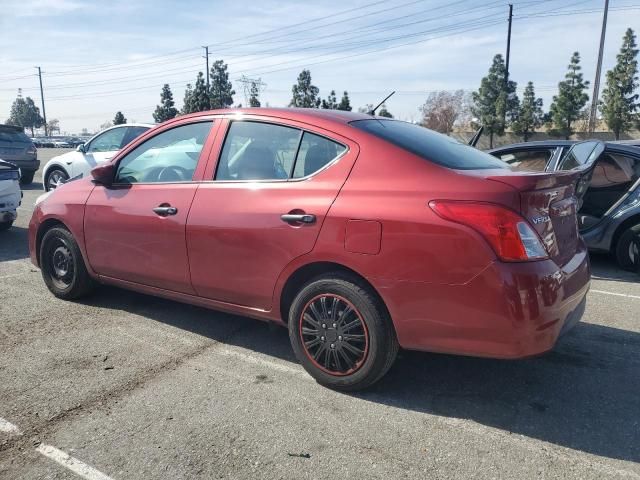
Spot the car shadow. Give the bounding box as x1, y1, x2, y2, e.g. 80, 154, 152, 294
80, 285, 640, 464
590, 253, 639, 283
0, 225, 29, 261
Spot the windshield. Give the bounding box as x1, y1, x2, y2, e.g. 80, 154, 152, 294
350, 119, 508, 170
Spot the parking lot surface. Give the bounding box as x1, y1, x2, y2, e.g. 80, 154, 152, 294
1, 149, 639, 479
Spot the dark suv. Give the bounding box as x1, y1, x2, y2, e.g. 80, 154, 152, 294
0, 125, 39, 185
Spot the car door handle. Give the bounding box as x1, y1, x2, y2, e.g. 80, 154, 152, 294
281, 213, 316, 224
153, 206, 178, 216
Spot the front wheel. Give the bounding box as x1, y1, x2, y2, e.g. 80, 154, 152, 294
45, 167, 69, 192
615, 224, 640, 272
40, 226, 95, 299
288, 274, 398, 391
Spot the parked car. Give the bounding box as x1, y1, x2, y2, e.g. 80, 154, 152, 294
0, 124, 39, 185
489, 140, 640, 271
29, 109, 590, 390
0, 159, 21, 231
41, 123, 152, 191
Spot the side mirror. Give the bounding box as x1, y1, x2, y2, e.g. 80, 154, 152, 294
90, 163, 115, 187
76, 143, 86, 153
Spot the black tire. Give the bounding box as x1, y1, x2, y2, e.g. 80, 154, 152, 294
45, 167, 69, 192
0, 221, 13, 232
615, 224, 640, 272
40, 226, 96, 299
19, 170, 35, 185
288, 273, 398, 391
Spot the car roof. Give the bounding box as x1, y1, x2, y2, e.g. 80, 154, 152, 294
177, 108, 373, 127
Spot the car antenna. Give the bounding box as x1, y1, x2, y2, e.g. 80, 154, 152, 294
368, 91, 396, 116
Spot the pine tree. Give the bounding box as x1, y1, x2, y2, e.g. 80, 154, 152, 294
471, 54, 518, 148
600, 28, 639, 140
337, 91, 352, 111
113, 111, 126, 125
378, 104, 393, 118
321, 90, 338, 109
191, 72, 211, 112
249, 81, 261, 107
549, 52, 590, 139
182, 83, 194, 114
289, 69, 320, 108
209, 60, 235, 109
7, 95, 44, 136
512, 82, 544, 142
153, 84, 179, 123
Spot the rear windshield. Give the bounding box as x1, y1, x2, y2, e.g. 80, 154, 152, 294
350, 119, 508, 170
0, 129, 31, 143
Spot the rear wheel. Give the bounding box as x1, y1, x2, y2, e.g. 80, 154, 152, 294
19, 170, 35, 185
0, 221, 13, 232
288, 274, 398, 391
45, 167, 69, 192
40, 226, 95, 299
615, 224, 640, 272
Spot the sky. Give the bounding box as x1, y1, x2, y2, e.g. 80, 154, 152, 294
1, 0, 639, 133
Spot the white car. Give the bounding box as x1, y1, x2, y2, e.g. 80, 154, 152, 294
0, 159, 21, 231
41, 123, 152, 191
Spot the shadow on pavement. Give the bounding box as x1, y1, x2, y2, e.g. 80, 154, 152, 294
590, 253, 639, 283
81, 284, 640, 464
0, 226, 30, 262
20, 182, 44, 191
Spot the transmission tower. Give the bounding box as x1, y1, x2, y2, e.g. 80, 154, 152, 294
236, 75, 267, 106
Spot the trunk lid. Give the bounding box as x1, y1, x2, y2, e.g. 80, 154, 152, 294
468, 169, 582, 266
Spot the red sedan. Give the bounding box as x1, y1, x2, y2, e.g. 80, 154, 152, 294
29, 109, 590, 390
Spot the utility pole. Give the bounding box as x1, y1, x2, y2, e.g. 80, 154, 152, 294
589, 0, 609, 133
35, 66, 48, 136
202, 46, 211, 89
505, 3, 513, 85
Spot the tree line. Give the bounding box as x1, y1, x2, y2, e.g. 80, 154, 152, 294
426, 28, 638, 147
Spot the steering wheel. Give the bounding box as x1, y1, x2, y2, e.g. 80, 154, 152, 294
157, 165, 190, 182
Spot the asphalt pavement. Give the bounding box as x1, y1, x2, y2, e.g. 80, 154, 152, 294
1, 149, 639, 479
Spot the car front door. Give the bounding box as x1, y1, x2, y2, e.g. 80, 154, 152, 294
84, 120, 218, 294
187, 118, 358, 310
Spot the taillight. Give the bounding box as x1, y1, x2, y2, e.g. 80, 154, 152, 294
27, 146, 37, 155
429, 201, 548, 262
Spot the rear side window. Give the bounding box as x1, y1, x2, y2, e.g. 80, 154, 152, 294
350, 119, 507, 170
293, 132, 346, 178
121, 126, 150, 148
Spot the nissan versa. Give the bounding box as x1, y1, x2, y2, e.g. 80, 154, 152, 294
28, 109, 591, 390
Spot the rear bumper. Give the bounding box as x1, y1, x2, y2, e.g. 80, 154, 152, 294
379, 242, 591, 359
10, 158, 40, 172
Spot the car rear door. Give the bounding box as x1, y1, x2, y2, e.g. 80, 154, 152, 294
555, 141, 605, 208
186, 117, 358, 311
84, 120, 219, 294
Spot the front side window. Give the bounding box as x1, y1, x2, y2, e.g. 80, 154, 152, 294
216, 121, 301, 181
351, 119, 508, 170
115, 122, 213, 184
498, 149, 554, 172
87, 127, 128, 153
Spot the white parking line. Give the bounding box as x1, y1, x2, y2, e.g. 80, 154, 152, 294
591, 289, 640, 300
0, 417, 21, 434
36, 444, 115, 480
